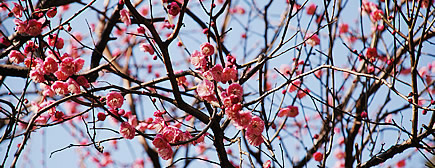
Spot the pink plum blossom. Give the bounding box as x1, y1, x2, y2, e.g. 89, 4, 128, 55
288, 80, 301, 93
305, 34, 320, 46
246, 132, 263, 146
190, 50, 207, 69
152, 134, 173, 160
247, 115, 265, 135
196, 79, 216, 101
8, 50, 25, 64
208, 64, 224, 82
370, 9, 383, 22
339, 23, 349, 34
233, 110, 252, 130
139, 43, 154, 55
106, 91, 124, 109
306, 3, 316, 15
366, 47, 378, 61
11, 3, 24, 18
313, 152, 323, 161
46, 7, 57, 18
120, 122, 135, 139
120, 9, 131, 26
168, 2, 180, 16
278, 105, 299, 117
66, 78, 81, 94
52, 81, 69, 95
48, 34, 64, 49
200, 42, 214, 56
42, 57, 58, 74
227, 83, 243, 98
30, 69, 45, 83
222, 66, 237, 83
13, 19, 27, 34
26, 19, 43, 36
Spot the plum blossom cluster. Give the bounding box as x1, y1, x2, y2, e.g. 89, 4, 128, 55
5, 2, 59, 37
151, 111, 206, 160
190, 42, 266, 146
361, 0, 384, 22
19, 50, 86, 91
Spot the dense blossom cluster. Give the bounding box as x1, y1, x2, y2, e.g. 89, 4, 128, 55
150, 115, 206, 160
1, 0, 433, 167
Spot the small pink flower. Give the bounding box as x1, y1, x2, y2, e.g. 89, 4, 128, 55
366, 47, 378, 60
288, 80, 301, 92
0, 37, 11, 47
139, 43, 154, 55
11, 2, 24, 18
153, 110, 166, 118
59, 57, 75, 76
24, 41, 37, 54
152, 134, 169, 148
54, 70, 69, 80
120, 9, 131, 26
156, 146, 173, 160
247, 115, 265, 135
14, 19, 27, 34
370, 9, 383, 22
42, 57, 58, 74
30, 69, 45, 83
66, 78, 81, 94
106, 91, 124, 109
278, 105, 299, 117
222, 66, 237, 83
73, 58, 84, 73
225, 103, 242, 119
306, 3, 316, 15
8, 50, 25, 64
40, 83, 55, 97
246, 132, 263, 146
313, 152, 323, 162
314, 69, 323, 78
137, 26, 145, 34
227, 83, 243, 98
152, 134, 173, 160
52, 81, 69, 95
26, 19, 43, 36
305, 34, 320, 46
419, 0, 431, 8
339, 23, 349, 34
120, 122, 135, 139
174, 70, 188, 86
362, 0, 378, 14
196, 79, 215, 100
48, 34, 64, 49
231, 6, 245, 14
367, 65, 375, 74
190, 50, 207, 69
168, 2, 180, 16
129, 115, 138, 127
200, 42, 214, 56
233, 110, 252, 130
162, 125, 183, 143
297, 89, 310, 99
209, 64, 224, 82
46, 7, 57, 18
396, 159, 406, 167
59, 57, 84, 76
